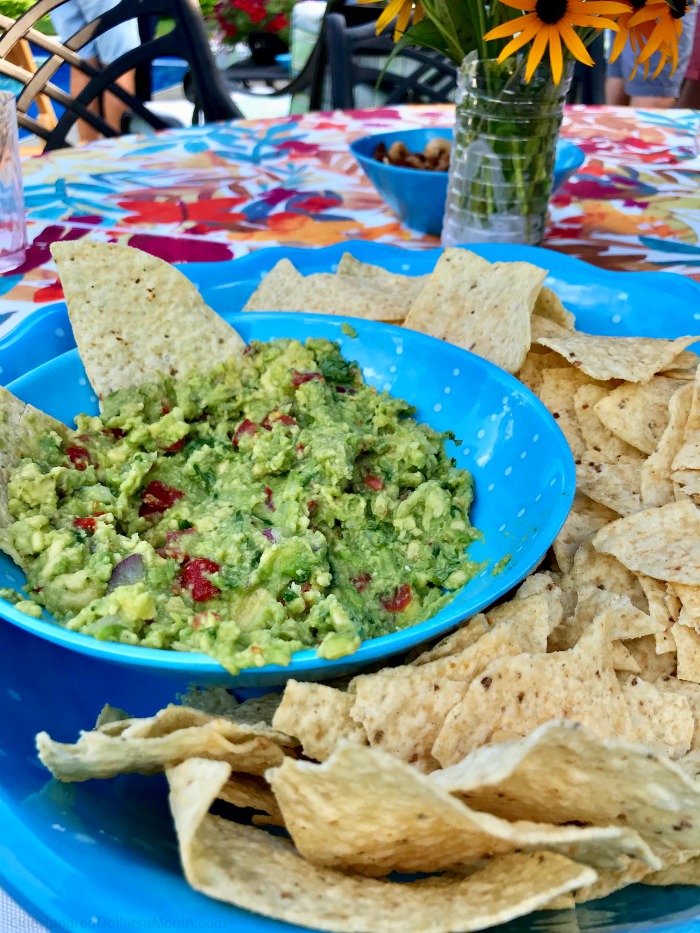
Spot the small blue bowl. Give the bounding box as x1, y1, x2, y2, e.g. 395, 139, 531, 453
0, 312, 574, 686
350, 127, 585, 237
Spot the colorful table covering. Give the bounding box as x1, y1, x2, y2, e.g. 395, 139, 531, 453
1, 103, 700, 341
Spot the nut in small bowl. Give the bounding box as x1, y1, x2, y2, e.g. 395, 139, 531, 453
374, 136, 451, 172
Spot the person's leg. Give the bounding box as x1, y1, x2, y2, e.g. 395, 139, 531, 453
69, 55, 103, 142
101, 70, 137, 133
679, 79, 700, 107
629, 94, 676, 106
606, 76, 630, 105
80, 0, 140, 132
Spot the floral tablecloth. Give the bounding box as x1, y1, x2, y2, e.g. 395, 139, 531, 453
1, 103, 700, 340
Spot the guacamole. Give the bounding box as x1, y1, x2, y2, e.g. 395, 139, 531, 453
3, 339, 482, 674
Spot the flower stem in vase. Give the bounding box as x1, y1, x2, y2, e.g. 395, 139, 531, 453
442, 56, 572, 246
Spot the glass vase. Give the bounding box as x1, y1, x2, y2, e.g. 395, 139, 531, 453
442, 56, 572, 246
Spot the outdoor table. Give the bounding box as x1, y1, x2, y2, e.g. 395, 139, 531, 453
1, 101, 700, 933
2, 103, 700, 341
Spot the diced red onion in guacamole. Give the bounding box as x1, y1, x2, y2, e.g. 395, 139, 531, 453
107, 553, 145, 592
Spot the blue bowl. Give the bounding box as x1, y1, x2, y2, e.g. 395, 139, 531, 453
0, 312, 574, 686
350, 127, 585, 236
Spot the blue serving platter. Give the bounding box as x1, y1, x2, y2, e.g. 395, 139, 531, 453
2, 242, 700, 933
349, 129, 585, 236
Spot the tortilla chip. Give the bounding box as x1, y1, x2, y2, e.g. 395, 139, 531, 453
242, 258, 306, 311
217, 772, 285, 827
656, 676, 700, 749
576, 454, 642, 516
625, 635, 678, 682
549, 585, 662, 653
432, 619, 636, 766
552, 495, 617, 575
271, 681, 367, 762
93, 703, 131, 731
168, 758, 596, 933
594, 377, 685, 455
672, 622, 700, 683
407, 589, 560, 668
574, 385, 644, 464
672, 470, 700, 504
0, 386, 69, 560
267, 742, 655, 875
176, 686, 281, 726
662, 350, 699, 376
571, 539, 648, 610
432, 719, 700, 862
671, 583, 700, 632
533, 287, 575, 330
612, 641, 641, 673
349, 602, 550, 771
51, 242, 245, 399
534, 333, 698, 383
670, 366, 700, 472
635, 574, 675, 654
619, 674, 693, 758
593, 500, 700, 585
300, 274, 414, 322
575, 860, 654, 902
585, 588, 662, 642
643, 857, 700, 886
539, 367, 603, 459
513, 570, 562, 601
556, 571, 579, 619
243, 256, 424, 322
667, 587, 682, 623
403, 249, 546, 374
337, 253, 428, 300
641, 383, 694, 508
517, 350, 568, 396
408, 613, 493, 666
35, 705, 294, 781
530, 315, 570, 341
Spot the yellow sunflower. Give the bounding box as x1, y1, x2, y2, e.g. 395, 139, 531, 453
484, 0, 628, 83
627, 0, 688, 75
355, 0, 424, 40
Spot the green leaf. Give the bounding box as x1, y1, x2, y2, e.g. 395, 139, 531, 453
428, 0, 480, 60
406, 9, 467, 62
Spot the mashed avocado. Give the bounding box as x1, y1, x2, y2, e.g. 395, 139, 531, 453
4, 338, 482, 674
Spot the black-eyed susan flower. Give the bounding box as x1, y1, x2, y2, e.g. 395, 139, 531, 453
356, 0, 424, 40
627, 0, 688, 74
608, 1, 657, 78
484, 0, 628, 83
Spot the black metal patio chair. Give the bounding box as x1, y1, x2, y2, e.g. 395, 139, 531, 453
323, 12, 457, 110
184, 0, 384, 119
0, 0, 242, 151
